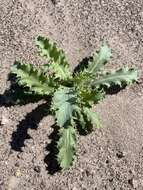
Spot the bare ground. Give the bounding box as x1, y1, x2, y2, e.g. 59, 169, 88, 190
0, 0, 143, 189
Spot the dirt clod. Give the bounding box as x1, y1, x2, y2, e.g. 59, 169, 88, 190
34, 166, 41, 173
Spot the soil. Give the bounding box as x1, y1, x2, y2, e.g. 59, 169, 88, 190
0, 0, 143, 189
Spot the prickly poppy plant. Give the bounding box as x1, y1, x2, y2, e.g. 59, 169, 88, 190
11, 36, 138, 169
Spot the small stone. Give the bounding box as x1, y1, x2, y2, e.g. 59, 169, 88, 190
15, 169, 21, 177
17, 153, 21, 159
85, 169, 90, 176
106, 159, 109, 164
1, 114, 9, 125
34, 166, 41, 173
116, 151, 125, 159
5, 161, 8, 165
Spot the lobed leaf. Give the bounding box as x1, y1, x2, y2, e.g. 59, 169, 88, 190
87, 43, 112, 74
52, 87, 76, 127
73, 71, 91, 88
57, 125, 76, 169
73, 43, 112, 90
84, 107, 101, 128
74, 106, 86, 130
49, 62, 71, 80
35, 36, 71, 80
11, 61, 54, 95
79, 89, 105, 106
91, 68, 138, 88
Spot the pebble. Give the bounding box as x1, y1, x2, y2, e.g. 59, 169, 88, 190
116, 151, 125, 159
15, 169, 22, 177
1, 114, 9, 125
34, 166, 41, 173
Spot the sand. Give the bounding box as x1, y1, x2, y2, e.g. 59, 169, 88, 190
0, 0, 143, 189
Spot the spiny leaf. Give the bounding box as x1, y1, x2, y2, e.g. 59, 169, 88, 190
49, 62, 71, 80
74, 44, 112, 88
74, 106, 96, 133
79, 89, 105, 106
57, 125, 76, 169
35, 36, 66, 64
74, 106, 86, 130
87, 43, 112, 73
52, 87, 76, 127
92, 68, 138, 88
56, 102, 73, 127
73, 71, 91, 87
84, 107, 101, 128
11, 61, 54, 95
35, 36, 71, 80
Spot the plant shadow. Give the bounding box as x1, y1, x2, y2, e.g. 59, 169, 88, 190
103, 84, 126, 95
10, 102, 51, 151
73, 57, 91, 75
0, 72, 61, 174
0, 73, 43, 107
44, 124, 61, 174
76, 120, 93, 136
10, 99, 60, 174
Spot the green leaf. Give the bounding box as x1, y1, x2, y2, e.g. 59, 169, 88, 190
79, 89, 105, 106
57, 125, 76, 169
92, 68, 138, 88
74, 106, 86, 130
84, 107, 101, 128
11, 61, 54, 95
74, 106, 98, 134
88, 43, 112, 73
73, 43, 112, 89
35, 36, 71, 80
73, 71, 91, 87
41, 64, 50, 74
49, 62, 71, 80
52, 87, 76, 127
35, 36, 66, 64
56, 102, 73, 127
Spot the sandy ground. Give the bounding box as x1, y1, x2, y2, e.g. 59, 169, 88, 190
0, 0, 143, 189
